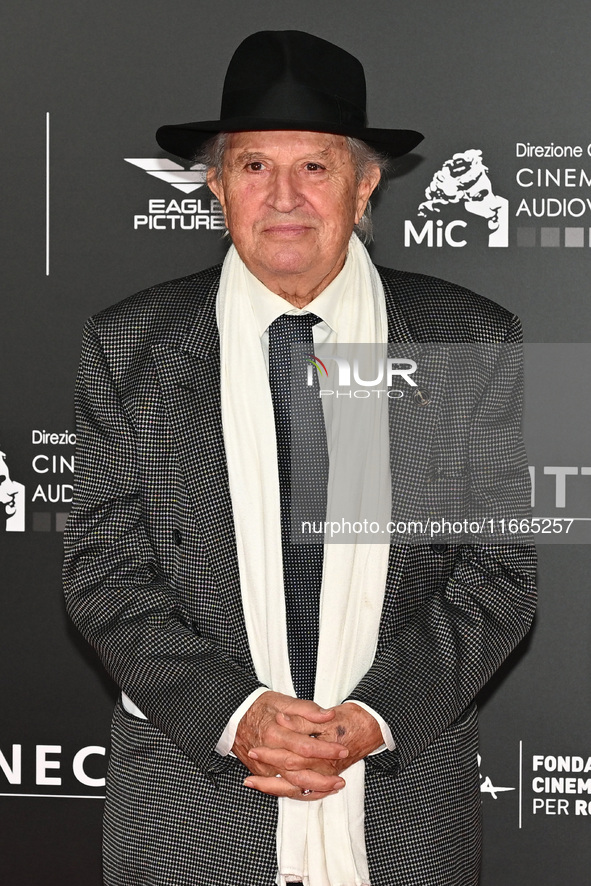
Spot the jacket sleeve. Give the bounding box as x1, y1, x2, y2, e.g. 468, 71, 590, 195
347, 313, 537, 774
63, 318, 264, 773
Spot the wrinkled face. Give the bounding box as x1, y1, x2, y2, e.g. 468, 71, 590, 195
0, 453, 18, 516
208, 130, 379, 292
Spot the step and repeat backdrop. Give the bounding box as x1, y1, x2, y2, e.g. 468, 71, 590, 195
2, 1, 591, 883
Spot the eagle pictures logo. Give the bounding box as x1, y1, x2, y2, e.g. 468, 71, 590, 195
405, 149, 509, 248
124, 158, 225, 231
124, 158, 207, 194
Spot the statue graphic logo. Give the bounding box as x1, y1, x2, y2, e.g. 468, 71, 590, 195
415, 149, 509, 247
0, 449, 25, 531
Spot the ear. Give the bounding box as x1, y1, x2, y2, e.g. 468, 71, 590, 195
207, 168, 226, 213
355, 164, 381, 224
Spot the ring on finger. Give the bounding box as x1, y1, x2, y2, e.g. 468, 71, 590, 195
301, 789, 313, 796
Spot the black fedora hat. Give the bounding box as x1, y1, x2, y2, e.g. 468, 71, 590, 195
156, 30, 423, 161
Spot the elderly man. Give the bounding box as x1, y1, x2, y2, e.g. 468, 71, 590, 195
64, 30, 536, 886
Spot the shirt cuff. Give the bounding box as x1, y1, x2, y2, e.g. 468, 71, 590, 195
215, 687, 269, 756
347, 700, 396, 753
121, 691, 147, 719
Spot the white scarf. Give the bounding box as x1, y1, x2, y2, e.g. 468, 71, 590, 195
218, 235, 390, 886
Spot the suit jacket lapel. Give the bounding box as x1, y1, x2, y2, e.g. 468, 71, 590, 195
152, 275, 255, 670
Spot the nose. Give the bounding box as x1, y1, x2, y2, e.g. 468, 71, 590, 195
0, 476, 17, 502
267, 167, 305, 213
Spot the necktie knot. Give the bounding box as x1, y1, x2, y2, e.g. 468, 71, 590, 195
268, 312, 322, 345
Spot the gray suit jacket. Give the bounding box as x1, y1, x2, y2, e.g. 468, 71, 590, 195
63, 264, 536, 886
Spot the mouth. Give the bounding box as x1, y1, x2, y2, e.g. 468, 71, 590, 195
262, 223, 312, 237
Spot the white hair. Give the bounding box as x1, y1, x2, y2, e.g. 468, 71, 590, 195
198, 132, 389, 243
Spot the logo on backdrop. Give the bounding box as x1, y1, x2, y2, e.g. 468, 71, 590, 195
2, 430, 77, 534
478, 754, 515, 800
405, 149, 509, 248
0, 449, 25, 532
514, 142, 591, 248
124, 157, 225, 231
124, 158, 207, 194
531, 753, 591, 817
0, 743, 106, 793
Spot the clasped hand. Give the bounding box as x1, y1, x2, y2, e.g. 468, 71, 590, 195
232, 691, 382, 802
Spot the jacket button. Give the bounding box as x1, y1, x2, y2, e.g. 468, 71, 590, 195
173, 529, 182, 546
426, 466, 440, 484
431, 543, 447, 554
413, 387, 431, 406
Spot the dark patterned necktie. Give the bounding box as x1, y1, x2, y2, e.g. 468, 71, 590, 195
268, 313, 329, 699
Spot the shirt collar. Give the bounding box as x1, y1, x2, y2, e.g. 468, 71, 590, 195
244, 253, 351, 338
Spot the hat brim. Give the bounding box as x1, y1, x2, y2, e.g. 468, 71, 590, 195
156, 118, 423, 162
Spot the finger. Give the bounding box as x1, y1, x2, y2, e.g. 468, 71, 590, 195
244, 772, 345, 798
275, 768, 346, 792
245, 777, 339, 801
280, 699, 336, 723
248, 746, 340, 774
276, 711, 337, 736
267, 725, 349, 760
239, 756, 281, 778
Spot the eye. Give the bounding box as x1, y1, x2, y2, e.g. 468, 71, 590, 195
246, 161, 264, 171
305, 162, 325, 172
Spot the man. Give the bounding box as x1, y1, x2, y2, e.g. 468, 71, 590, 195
63, 31, 536, 886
